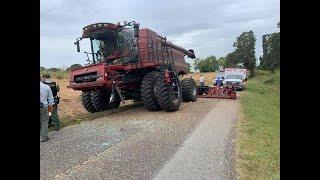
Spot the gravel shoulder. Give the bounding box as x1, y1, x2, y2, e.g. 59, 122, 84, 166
40, 98, 239, 180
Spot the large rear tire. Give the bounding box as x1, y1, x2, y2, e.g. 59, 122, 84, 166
91, 90, 120, 112
181, 78, 197, 102
154, 73, 182, 112
81, 91, 97, 113
140, 71, 162, 111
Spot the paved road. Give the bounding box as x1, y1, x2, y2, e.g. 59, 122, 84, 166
40, 98, 239, 180
154, 100, 238, 180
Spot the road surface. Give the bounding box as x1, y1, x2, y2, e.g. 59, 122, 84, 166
40, 98, 239, 180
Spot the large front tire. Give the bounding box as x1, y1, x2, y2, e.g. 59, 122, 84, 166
154, 73, 182, 112
181, 78, 197, 102
81, 91, 97, 113
140, 71, 162, 111
91, 90, 120, 112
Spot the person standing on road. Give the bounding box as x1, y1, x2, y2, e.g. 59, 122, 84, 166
199, 74, 205, 86
42, 74, 61, 131
40, 76, 54, 142
215, 76, 223, 87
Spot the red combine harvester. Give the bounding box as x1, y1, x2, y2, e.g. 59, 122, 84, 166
68, 21, 197, 113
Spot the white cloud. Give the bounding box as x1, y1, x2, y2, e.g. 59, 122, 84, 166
40, 0, 279, 68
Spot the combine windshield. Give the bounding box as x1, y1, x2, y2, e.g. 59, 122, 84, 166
91, 29, 135, 64
77, 28, 136, 65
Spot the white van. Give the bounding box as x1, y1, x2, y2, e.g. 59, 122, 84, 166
223, 68, 248, 90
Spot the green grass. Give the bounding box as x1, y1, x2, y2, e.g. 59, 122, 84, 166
236, 70, 280, 180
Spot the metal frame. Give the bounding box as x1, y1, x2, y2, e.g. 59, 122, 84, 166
197, 85, 237, 100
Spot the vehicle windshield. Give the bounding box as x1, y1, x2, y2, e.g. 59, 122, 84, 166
92, 38, 118, 62
77, 28, 136, 65
225, 74, 243, 80
217, 72, 224, 77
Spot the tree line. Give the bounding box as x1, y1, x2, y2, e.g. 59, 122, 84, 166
259, 22, 280, 72
40, 64, 83, 72
191, 22, 280, 76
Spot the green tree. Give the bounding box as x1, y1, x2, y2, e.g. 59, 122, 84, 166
47, 68, 61, 72
186, 63, 192, 72
259, 23, 280, 72
197, 56, 219, 72
40, 66, 46, 71
233, 31, 256, 76
193, 58, 201, 71
224, 52, 239, 68
217, 57, 226, 68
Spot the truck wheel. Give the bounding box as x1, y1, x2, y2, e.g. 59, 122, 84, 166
91, 90, 119, 112
81, 91, 97, 113
154, 73, 182, 112
141, 71, 162, 111
181, 78, 197, 102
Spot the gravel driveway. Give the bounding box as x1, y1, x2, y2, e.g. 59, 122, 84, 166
40, 98, 239, 180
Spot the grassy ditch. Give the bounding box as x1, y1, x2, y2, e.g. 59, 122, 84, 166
236, 70, 280, 179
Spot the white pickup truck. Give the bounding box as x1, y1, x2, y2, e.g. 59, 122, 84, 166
222, 68, 249, 90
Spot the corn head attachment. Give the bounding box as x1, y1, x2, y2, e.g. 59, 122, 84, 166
197, 85, 237, 100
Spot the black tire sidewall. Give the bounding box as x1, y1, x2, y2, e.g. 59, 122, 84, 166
154, 72, 182, 112
181, 78, 197, 102
81, 91, 97, 113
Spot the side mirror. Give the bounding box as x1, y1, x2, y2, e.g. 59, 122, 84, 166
134, 23, 140, 37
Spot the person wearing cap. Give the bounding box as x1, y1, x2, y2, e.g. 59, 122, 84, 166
40, 76, 54, 142
42, 74, 61, 131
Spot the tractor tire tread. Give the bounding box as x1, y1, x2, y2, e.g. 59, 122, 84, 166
81, 91, 97, 113
154, 75, 181, 112
140, 71, 162, 111
181, 78, 197, 102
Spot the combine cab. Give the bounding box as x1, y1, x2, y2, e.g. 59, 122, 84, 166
197, 85, 237, 100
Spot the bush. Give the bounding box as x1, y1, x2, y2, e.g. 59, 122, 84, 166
67, 64, 83, 71
48, 68, 61, 72
54, 71, 68, 79
263, 69, 280, 85
55, 73, 64, 79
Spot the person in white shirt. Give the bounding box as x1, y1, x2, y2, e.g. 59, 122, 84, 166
199, 74, 205, 86
40, 76, 54, 142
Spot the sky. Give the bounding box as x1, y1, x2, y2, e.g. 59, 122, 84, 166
40, 0, 279, 69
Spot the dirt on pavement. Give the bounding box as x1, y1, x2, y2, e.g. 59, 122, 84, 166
40, 97, 239, 180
